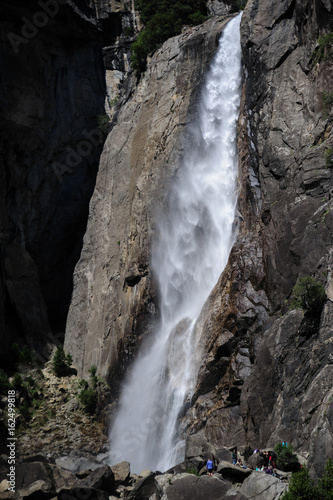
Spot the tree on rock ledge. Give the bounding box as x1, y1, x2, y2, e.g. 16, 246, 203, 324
52, 346, 73, 377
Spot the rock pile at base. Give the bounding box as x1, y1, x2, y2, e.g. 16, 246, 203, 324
0, 445, 289, 500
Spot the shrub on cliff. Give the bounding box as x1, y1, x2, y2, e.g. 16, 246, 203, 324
52, 346, 73, 377
289, 276, 326, 319
282, 459, 333, 499
274, 443, 300, 472
325, 146, 333, 168
78, 383, 97, 414
0, 369, 10, 393
96, 114, 111, 134
313, 32, 333, 63
77, 365, 99, 415
282, 466, 315, 499
11, 343, 34, 366
131, 0, 208, 76
318, 458, 333, 498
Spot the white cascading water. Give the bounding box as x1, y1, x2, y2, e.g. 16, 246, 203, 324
109, 13, 243, 474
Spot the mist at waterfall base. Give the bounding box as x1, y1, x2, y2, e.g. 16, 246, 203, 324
109, 13, 243, 474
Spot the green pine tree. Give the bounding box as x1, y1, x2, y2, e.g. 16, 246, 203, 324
52, 346, 73, 377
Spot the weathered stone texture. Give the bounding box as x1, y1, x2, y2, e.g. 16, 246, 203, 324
0, 1, 106, 359
64, 0, 333, 479
65, 16, 233, 382
236, 0, 333, 478
178, 0, 333, 479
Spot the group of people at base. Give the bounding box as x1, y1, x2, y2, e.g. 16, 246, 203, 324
252, 449, 279, 474
205, 446, 287, 480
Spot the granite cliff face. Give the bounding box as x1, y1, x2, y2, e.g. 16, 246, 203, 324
0, 0, 140, 363
239, 0, 333, 477
65, 0, 333, 478
185, 0, 333, 478
1, 0, 332, 482
0, 0, 107, 362
64, 14, 233, 384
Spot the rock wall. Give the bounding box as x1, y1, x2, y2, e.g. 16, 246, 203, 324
64, 15, 234, 385
185, 0, 333, 479
0, 0, 106, 361
238, 0, 333, 478
64, 0, 333, 478
3, 0, 331, 480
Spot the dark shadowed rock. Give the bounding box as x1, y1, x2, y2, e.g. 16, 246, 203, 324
75, 465, 115, 495
216, 461, 252, 483
0, 0, 106, 355
8, 462, 56, 499
126, 472, 159, 499
57, 487, 109, 500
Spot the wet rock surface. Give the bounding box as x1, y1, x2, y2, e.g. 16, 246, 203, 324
64, 14, 234, 383
176, 0, 333, 480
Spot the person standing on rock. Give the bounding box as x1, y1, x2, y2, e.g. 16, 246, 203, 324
232, 449, 237, 465
206, 458, 214, 476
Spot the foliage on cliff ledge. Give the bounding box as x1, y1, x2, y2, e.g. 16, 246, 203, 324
313, 32, 333, 63
289, 276, 326, 319
282, 459, 333, 499
274, 443, 300, 472
52, 345, 73, 377
77, 365, 108, 415
131, 0, 208, 75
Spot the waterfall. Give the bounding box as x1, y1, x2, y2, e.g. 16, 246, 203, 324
109, 13, 243, 474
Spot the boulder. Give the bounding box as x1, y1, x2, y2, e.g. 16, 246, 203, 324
246, 453, 264, 470
165, 460, 203, 475
0, 481, 9, 494
110, 461, 131, 485
75, 465, 115, 495
240, 472, 288, 500
55, 455, 103, 473
57, 487, 109, 500
14, 462, 56, 499
215, 447, 234, 464
48, 465, 77, 492
185, 434, 216, 461
126, 472, 159, 499
164, 474, 230, 500
216, 461, 252, 483
21, 455, 53, 464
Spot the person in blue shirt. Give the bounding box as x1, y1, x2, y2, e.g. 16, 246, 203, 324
206, 458, 214, 476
